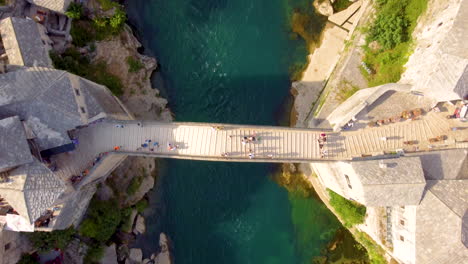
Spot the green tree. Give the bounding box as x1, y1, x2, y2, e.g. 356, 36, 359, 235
27, 227, 76, 252
79, 198, 121, 242
65, 2, 84, 19
370, 13, 408, 49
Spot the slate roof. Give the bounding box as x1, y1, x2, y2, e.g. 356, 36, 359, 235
0, 158, 65, 224
417, 149, 468, 180
0, 17, 52, 68
415, 185, 468, 264
0, 67, 128, 151
0, 68, 81, 150
0, 116, 33, 171
351, 157, 426, 206
26, 0, 72, 14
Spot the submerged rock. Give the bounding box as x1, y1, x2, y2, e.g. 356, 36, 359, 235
133, 214, 146, 235
128, 248, 143, 264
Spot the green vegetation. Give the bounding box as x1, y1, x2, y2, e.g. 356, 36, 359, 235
27, 227, 76, 252
289, 61, 308, 82
50, 48, 123, 96
79, 198, 121, 242
355, 231, 386, 264
363, 0, 428, 86
333, 0, 353, 12
83, 243, 105, 264
65, 2, 84, 19
97, 0, 119, 11
17, 254, 39, 264
135, 198, 149, 213
120, 207, 135, 232
335, 80, 360, 102
0, 0, 6, 6
127, 175, 144, 195
127, 56, 144, 73
328, 189, 366, 228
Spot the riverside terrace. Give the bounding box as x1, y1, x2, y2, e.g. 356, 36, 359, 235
57, 110, 468, 174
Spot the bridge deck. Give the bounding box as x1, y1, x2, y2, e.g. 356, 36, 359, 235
70, 110, 467, 164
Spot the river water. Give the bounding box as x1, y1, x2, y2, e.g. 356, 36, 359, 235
125, 0, 367, 263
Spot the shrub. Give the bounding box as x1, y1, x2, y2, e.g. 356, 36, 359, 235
27, 227, 76, 252
328, 189, 366, 227
355, 231, 386, 264
79, 198, 121, 242
66, 2, 84, 19
363, 0, 427, 85
70, 20, 95, 47
120, 207, 134, 232
127, 56, 144, 73
97, 0, 118, 11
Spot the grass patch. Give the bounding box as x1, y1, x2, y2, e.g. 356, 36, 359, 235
127, 56, 144, 73
50, 48, 123, 96
335, 80, 360, 102
363, 0, 428, 86
355, 231, 387, 264
328, 189, 366, 228
333, 0, 353, 12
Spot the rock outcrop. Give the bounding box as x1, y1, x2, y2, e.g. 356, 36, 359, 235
314, 0, 334, 17
100, 244, 118, 264
133, 214, 146, 235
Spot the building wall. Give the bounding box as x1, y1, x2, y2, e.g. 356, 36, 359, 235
0, 228, 31, 264
311, 162, 366, 203
391, 205, 417, 264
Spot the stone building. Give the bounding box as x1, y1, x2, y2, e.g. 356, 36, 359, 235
0, 16, 52, 68
0, 67, 133, 232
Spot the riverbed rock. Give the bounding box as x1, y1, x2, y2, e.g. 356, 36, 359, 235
117, 244, 129, 262
314, 0, 334, 17
128, 248, 143, 264
100, 243, 118, 264
152, 233, 172, 264
133, 214, 146, 235
142, 259, 152, 264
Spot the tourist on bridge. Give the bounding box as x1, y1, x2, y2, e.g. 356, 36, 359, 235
115, 124, 124, 128
153, 142, 160, 148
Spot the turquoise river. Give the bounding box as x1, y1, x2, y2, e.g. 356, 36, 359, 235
125, 0, 368, 263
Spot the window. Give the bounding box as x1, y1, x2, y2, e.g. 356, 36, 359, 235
400, 219, 405, 226
75, 89, 80, 96
399, 235, 405, 242
344, 175, 352, 189
80, 107, 86, 113
4, 243, 11, 251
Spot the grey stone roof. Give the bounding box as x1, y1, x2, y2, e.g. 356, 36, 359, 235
0, 116, 33, 171
0, 67, 81, 150
0, 17, 52, 68
352, 157, 426, 206
417, 149, 468, 180
415, 188, 468, 263
442, 0, 468, 59
0, 159, 65, 223
0, 67, 128, 151
26, 0, 72, 14
427, 180, 468, 218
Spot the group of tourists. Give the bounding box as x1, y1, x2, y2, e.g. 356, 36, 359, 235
318, 133, 328, 158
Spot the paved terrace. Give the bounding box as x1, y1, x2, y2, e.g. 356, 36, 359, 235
53, 110, 468, 174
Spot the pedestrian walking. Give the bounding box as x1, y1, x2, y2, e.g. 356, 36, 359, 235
380, 137, 387, 141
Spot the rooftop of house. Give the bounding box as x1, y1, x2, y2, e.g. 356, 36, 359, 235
415, 179, 468, 263
0, 67, 129, 151
26, 0, 72, 14
416, 149, 468, 180
0, 17, 52, 68
0, 116, 33, 172
0, 158, 65, 224
351, 157, 427, 206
